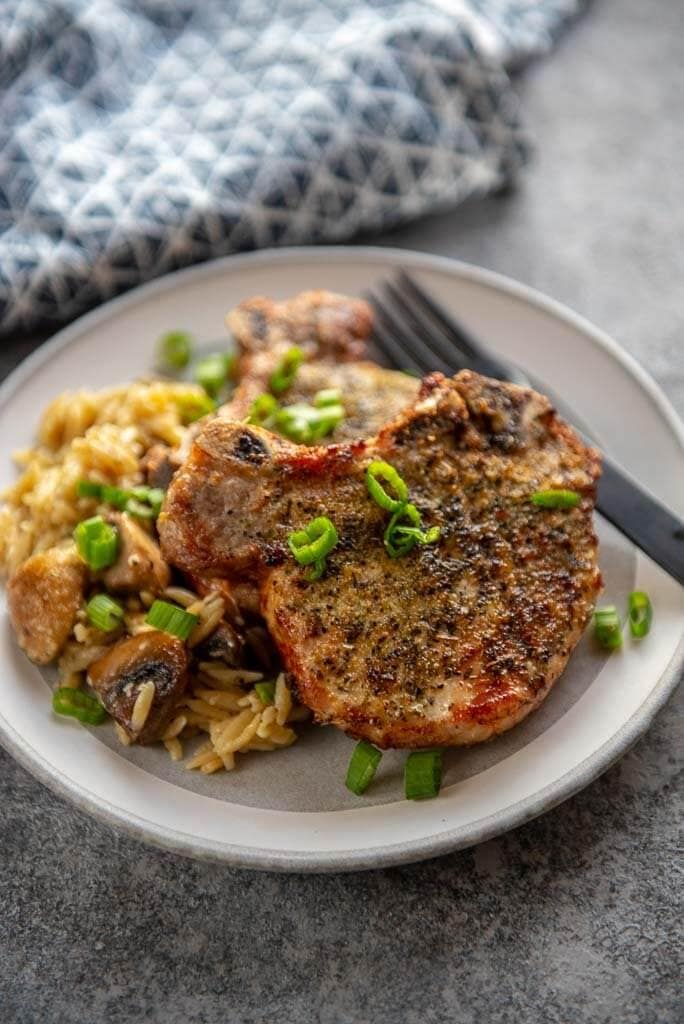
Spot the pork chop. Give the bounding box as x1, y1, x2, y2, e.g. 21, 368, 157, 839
222, 289, 418, 443
160, 371, 602, 749
221, 359, 419, 444
227, 290, 374, 370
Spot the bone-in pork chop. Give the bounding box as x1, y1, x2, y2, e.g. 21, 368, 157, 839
222, 290, 419, 442
160, 371, 602, 748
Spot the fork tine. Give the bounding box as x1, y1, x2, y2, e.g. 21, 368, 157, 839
382, 280, 469, 375
397, 270, 519, 383
369, 288, 455, 377
367, 294, 426, 376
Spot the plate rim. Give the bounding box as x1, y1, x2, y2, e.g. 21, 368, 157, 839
0, 245, 682, 872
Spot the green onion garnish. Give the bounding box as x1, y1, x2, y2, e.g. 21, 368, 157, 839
628, 591, 653, 639
158, 330, 193, 371
366, 461, 409, 512
176, 392, 217, 424
274, 402, 344, 443
75, 481, 165, 519
133, 486, 165, 519
531, 489, 581, 509
270, 346, 304, 395
247, 391, 345, 443
76, 479, 102, 499
247, 393, 279, 426
195, 353, 232, 397
594, 605, 623, 650
313, 388, 342, 408
255, 681, 276, 704
287, 516, 339, 582
52, 687, 107, 726
345, 740, 383, 795
145, 600, 199, 641
100, 483, 130, 510
383, 502, 440, 559
73, 516, 119, 571
86, 594, 124, 632
405, 750, 443, 800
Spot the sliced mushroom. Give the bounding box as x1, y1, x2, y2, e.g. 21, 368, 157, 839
8, 543, 87, 664
141, 444, 181, 491
102, 512, 170, 594
87, 631, 188, 744
194, 620, 244, 666
244, 624, 281, 674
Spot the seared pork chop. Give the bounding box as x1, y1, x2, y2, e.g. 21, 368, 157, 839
227, 290, 373, 370
160, 371, 602, 749
222, 359, 419, 444
223, 289, 418, 443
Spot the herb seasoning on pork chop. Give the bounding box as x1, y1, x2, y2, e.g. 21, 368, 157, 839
159, 371, 602, 749
222, 289, 418, 442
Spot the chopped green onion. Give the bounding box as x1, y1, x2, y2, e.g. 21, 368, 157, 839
195, 353, 232, 396
383, 501, 421, 558
101, 483, 130, 510
382, 503, 440, 558
74, 516, 119, 571
288, 516, 339, 581
247, 393, 279, 425
176, 392, 217, 424
405, 750, 443, 800
270, 346, 304, 395
145, 600, 199, 641
304, 558, 326, 582
76, 481, 165, 519
313, 388, 342, 408
345, 740, 383, 795
132, 486, 165, 519
52, 687, 107, 726
366, 461, 409, 512
393, 522, 442, 545
531, 489, 581, 509
255, 681, 276, 704
86, 593, 125, 632
157, 330, 193, 371
594, 605, 623, 650
628, 590, 653, 639
123, 497, 156, 520
76, 479, 102, 499
274, 402, 344, 443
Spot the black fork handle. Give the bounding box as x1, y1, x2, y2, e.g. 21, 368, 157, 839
596, 458, 684, 585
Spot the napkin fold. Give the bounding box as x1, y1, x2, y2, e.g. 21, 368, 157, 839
0, 0, 581, 335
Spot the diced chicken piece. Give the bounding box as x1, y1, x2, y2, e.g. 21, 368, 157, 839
102, 512, 170, 594
8, 544, 87, 664
87, 631, 188, 743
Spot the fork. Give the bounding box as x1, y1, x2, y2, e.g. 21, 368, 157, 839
368, 270, 684, 586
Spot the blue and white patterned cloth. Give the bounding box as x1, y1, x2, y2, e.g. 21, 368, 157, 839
0, 0, 581, 335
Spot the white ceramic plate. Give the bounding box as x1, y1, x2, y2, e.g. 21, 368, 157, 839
1, 247, 682, 872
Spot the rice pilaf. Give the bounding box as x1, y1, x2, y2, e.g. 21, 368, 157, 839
0, 381, 304, 771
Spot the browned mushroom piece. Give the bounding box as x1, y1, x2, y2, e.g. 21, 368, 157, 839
141, 444, 181, 490
194, 620, 244, 666
87, 631, 188, 744
102, 512, 170, 594
7, 543, 87, 664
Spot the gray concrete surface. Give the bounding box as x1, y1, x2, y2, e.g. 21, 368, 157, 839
1, 1, 682, 1021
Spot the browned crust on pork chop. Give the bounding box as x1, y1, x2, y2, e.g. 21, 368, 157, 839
222, 289, 414, 444
160, 371, 602, 748
227, 290, 373, 370
221, 359, 419, 444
